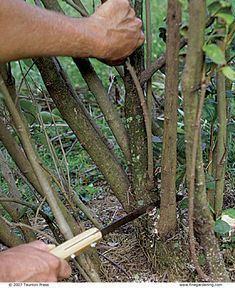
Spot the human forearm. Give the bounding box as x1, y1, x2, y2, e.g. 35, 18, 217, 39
0, 0, 144, 64
0, 0, 94, 62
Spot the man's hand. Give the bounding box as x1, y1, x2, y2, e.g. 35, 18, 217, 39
0, 0, 144, 64
87, 0, 144, 64
0, 241, 71, 282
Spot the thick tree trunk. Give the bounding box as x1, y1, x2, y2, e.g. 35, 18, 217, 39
182, 0, 230, 281
35, 57, 131, 210
73, 58, 131, 162
158, 0, 181, 239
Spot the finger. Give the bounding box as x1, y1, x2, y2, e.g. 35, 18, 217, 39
128, 8, 136, 18
136, 18, 143, 29
58, 260, 72, 280
27, 240, 48, 251
137, 31, 145, 47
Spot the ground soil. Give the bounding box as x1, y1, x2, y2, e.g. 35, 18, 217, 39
0, 190, 234, 282
70, 191, 235, 282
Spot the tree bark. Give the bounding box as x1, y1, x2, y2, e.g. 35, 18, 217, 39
158, 0, 181, 239
73, 58, 131, 162
182, 0, 229, 281
214, 70, 227, 218
35, 57, 131, 210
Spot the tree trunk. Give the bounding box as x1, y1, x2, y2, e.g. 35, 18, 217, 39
214, 70, 227, 218
35, 57, 131, 210
182, 0, 229, 281
158, 0, 181, 239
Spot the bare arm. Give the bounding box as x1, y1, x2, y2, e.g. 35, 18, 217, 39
0, 241, 71, 282
0, 0, 144, 63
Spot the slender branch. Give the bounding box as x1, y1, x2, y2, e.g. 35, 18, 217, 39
34, 197, 46, 225
145, 0, 152, 67
0, 75, 73, 240
140, 38, 187, 86
0, 216, 58, 245
73, 58, 131, 162
0, 196, 54, 223
187, 67, 210, 281
214, 31, 228, 218
145, 0, 154, 185
98, 252, 132, 279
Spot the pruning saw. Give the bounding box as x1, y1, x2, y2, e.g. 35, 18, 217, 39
49, 201, 158, 260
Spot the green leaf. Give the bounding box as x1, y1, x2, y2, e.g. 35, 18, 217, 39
33, 130, 47, 146
227, 122, 235, 133
19, 99, 37, 115
203, 44, 226, 65
206, 174, 216, 190
221, 66, 235, 80
198, 254, 206, 267
214, 219, 231, 234
179, 198, 188, 209
51, 108, 62, 118
40, 111, 61, 124
208, 1, 222, 15
222, 208, 235, 219
216, 12, 234, 25
220, 1, 232, 8
19, 99, 38, 125
22, 59, 34, 68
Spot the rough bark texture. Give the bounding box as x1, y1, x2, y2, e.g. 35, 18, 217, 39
35, 57, 131, 210
0, 96, 81, 239
182, 0, 230, 281
74, 58, 131, 162
0, 214, 24, 247
0, 153, 36, 242
124, 61, 150, 206
215, 71, 227, 218
158, 0, 181, 239
43, 0, 131, 162
195, 144, 230, 281
1, 75, 101, 282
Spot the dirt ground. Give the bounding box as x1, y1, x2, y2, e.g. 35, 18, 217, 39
0, 191, 234, 282
72, 192, 235, 282
82, 193, 158, 282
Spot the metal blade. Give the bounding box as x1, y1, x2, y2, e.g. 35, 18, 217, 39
100, 194, 183, 237
100, 200, 159, 237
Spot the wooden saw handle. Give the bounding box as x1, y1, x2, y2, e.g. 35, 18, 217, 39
50, 228, 102, 260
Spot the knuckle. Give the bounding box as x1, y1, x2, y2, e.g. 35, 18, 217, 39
49, 257, 61, 271
120, 0, 130, 8
129, 8, 136, 16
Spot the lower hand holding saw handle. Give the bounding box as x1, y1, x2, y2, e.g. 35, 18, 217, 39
49, 228, 102, 260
